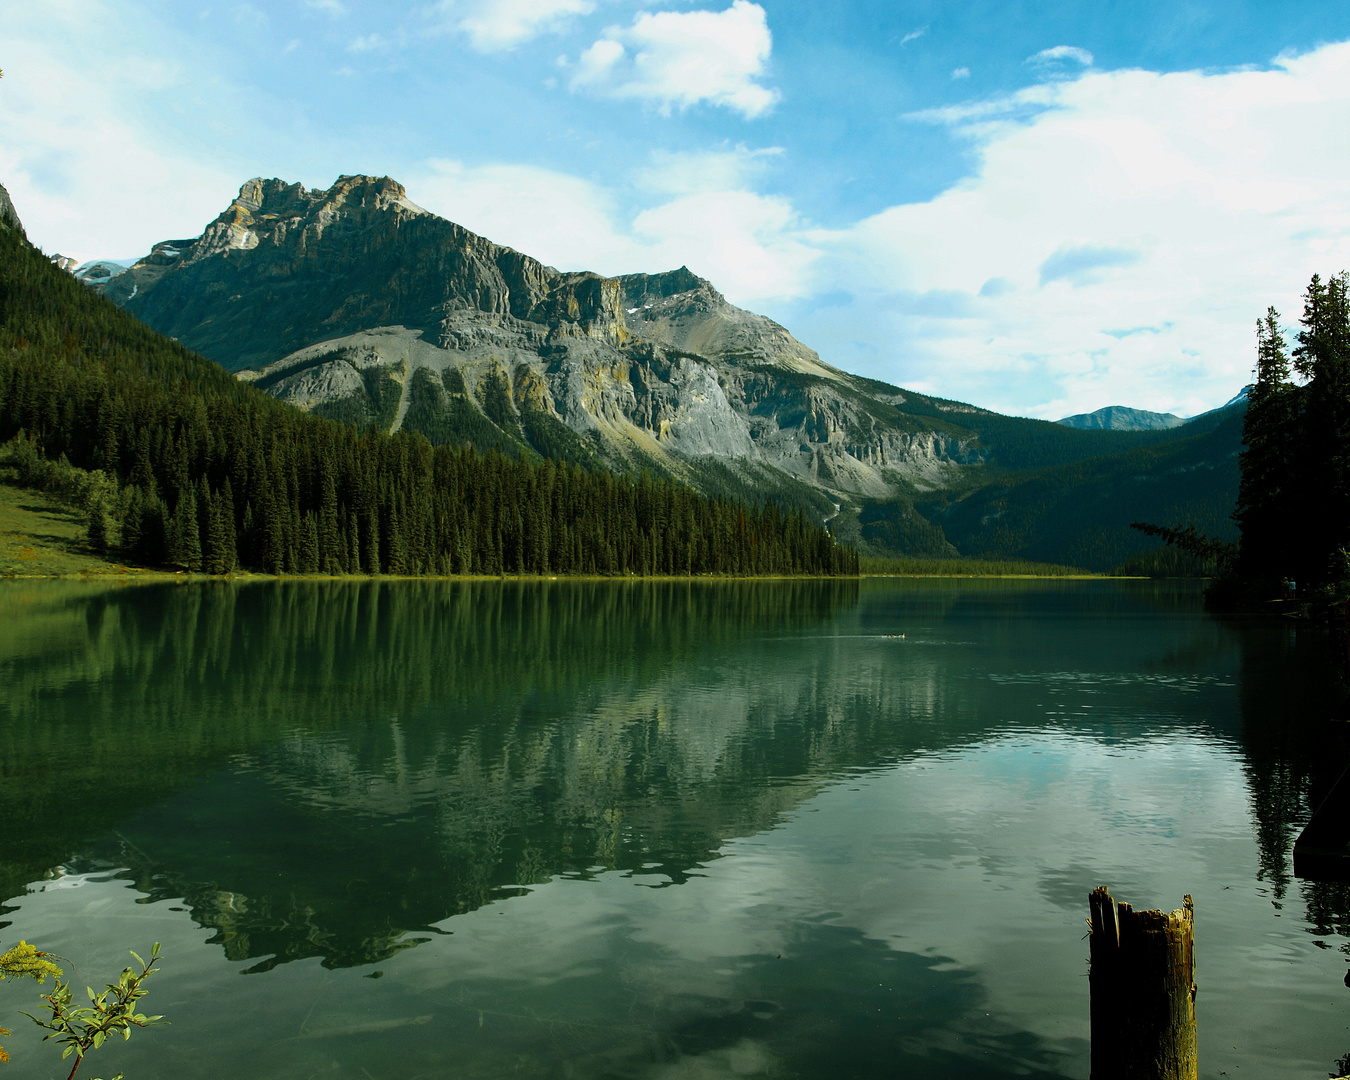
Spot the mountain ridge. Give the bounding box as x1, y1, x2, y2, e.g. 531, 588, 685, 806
95, 174, 1001, 507
1057, 404, 1187, 431
86, 174, 1243, 567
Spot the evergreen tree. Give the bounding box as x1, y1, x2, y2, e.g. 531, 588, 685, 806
87, 496, 110, 554
299, 512, 320, 574
1236, 309, 1298, 582
218, 477, 238, 573
131, 428, 155, 498
1292, 273, 1350, 587
121, 487, 145, 555
319, 466, 341, 573
363, 509, 381, 576
384, 496, 404, 575
195, 474, 214, 571
94, 390, 120, 473
140, 494, 170, 566
171, 487, 202, 571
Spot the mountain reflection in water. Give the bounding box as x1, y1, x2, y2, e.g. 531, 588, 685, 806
0, 577, 1345, 1080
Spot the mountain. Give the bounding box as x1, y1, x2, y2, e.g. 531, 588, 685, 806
73, 259, 130, 287
1057, 405, 1187, 431
90, 174, 1244, 568
0, 203, 855, 580
96, 176, 988, 513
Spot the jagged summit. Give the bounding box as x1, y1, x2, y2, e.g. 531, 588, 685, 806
100, 175, 821, 377
102, 174, 725, 369
191, 175, 431, 262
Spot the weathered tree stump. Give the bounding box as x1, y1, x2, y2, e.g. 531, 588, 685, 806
1088, 886, 1197, 1080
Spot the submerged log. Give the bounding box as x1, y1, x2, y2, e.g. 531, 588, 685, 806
1088, 887, 1197, 1080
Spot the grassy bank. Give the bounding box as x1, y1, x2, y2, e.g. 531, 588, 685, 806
860, 555, 1100, 577
0, 473, 156, 577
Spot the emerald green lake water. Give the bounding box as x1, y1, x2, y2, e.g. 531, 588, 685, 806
0, 578, 1346, 1079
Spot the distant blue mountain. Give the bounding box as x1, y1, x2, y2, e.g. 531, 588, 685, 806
1058, 390, 1250, 432
1057, 405, 1187, 431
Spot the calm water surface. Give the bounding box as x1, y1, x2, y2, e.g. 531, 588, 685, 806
0, 578, 1346, 1079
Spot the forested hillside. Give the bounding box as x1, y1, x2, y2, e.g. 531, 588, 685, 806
0, 222, 856, 577
917, 405, 1243, 570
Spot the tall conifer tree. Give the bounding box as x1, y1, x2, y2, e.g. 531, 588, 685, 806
1236, 309, 1297, 582
1292, 273, 1350, 586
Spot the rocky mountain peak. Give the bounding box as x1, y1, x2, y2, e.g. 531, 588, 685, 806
185, 174, 428, 265
229, 174, 420, 217
618, 266, 721, 308
96, 174, 752, 370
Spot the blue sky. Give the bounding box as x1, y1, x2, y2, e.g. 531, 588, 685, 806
6, 1, 1350, 417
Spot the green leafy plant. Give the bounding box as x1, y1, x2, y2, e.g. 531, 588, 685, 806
0, 939, 65, 1064
20, 943, 165, 1080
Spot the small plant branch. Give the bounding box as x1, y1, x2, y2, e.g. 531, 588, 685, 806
22, 942, 166, 1080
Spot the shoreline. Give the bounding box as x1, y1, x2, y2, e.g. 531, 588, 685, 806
0, 569, 1149, 583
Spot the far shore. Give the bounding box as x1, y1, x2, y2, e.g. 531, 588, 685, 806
3, 473, 1148, 584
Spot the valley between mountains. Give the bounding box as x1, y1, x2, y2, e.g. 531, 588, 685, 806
90, 174, 1241, 570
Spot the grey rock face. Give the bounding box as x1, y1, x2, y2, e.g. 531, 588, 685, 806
112, 175, 984, 513
0, 182, 23, 237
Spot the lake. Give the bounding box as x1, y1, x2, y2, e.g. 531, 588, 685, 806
0, 577, 1345, 1079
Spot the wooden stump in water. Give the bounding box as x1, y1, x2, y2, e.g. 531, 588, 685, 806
1088, 886, 1197, 1080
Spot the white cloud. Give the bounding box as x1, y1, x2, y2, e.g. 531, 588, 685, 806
0, 1, 244, 264
303, 0, 346, 14
566, 1, 779, 118
899, 26, 926, 46
791, 40, 1350, 416
13, 1, 1350, 422
408, 158, 632, 270
348, 32, 392, 52
1026, 44, 1094, 83
231, 3, 268, 27
632, 190, 820, 300
905, 84, 1056, 128
951, 67, 970, 80
1029, 44, 1094, 67
631, 145, 782, 197
428, 0, 595, 52
1037, 244, 1140, 287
